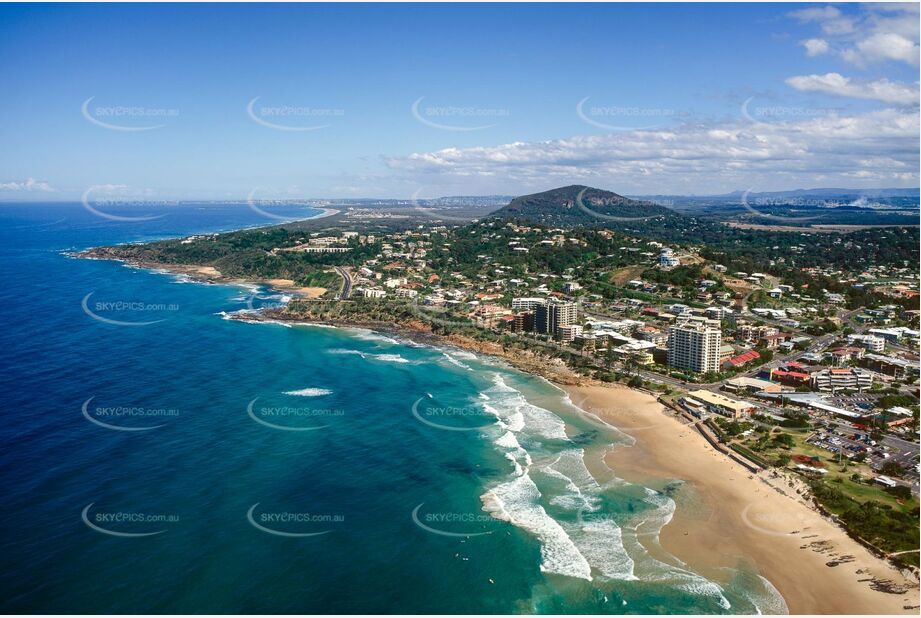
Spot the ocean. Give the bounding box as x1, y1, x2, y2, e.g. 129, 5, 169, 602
0, 202, 786, 614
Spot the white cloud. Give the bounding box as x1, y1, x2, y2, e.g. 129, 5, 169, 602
789, 5, 855, 35
801, 38, 830, 57
842, 32, 919, 66
794, 5, 919, 66
0, 178, 55, 192
786, 72, 919, 105
385, 108, 919, 194
789, 4, 919, 66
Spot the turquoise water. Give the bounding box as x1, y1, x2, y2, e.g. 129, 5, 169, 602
0, 203, 786, 613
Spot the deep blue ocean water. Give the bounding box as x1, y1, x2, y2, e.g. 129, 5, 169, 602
0, 202, 786, 614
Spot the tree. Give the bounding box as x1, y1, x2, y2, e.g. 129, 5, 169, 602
880, 461, 904, 478
772, 433, 795, 448
885, 485, 912, 500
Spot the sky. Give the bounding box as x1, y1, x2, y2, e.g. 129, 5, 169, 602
0, 2, 918, 200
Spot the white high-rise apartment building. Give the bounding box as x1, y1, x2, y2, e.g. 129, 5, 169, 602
511, 297, 547, 311
668, 322, 721, 373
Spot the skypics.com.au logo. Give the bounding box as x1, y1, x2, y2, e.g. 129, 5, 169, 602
81, 97, 179, 132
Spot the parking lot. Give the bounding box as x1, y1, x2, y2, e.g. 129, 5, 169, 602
829, 394, 880, 411
806, 430, 871, 462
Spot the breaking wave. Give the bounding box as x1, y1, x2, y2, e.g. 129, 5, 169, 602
283, 387, 332, 397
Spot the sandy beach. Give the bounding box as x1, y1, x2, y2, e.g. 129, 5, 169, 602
565, 383, 918, 615
263, 278, 327, 298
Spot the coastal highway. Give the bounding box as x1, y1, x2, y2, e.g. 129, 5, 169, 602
335, 266, 353, 299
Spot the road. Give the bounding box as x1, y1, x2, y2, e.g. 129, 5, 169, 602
334, 266, 352, 299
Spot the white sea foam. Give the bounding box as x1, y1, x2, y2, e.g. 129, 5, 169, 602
543, 467, 587, 510
373, 353, 411, 364
481, 403, 525, 433
327, 349, 412, 364
481, 473, 592, 581
283, 388, 332, 397
479, 379, 603, 582
484, 374, 568, 440
494, 430, 521, 450
748, 575, 789, 615
350, 329, 400, 345
625, 538, 732, 610
234, 283, 262, 294
633, 487, 677, 544
544, 449, 635, 580
328, 348, 364, 356
440, 352, 473, 371
478, 371, 733, 593
217, 310, 293, 327
568, 516, 637, 581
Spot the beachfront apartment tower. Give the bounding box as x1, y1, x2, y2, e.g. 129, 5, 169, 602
535, 300, 578, 338
511, 297, 547, 311
667, 322, 721, 373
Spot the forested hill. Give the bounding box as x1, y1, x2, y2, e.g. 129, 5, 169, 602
488, 185, 676, 227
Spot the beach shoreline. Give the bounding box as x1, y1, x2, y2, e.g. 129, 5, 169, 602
76, 254, 919, 614
564, 383, 919, 615
227, 302, 920, 613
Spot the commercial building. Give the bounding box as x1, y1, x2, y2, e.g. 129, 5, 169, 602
723, 376, 782, 394
574, 333, 596, 353
756, 392, 868, 420
860, 353, 917, 379
811, 368, 873, 392
668, 322, 721, 373
686, 389, 754, 419
868, 328, 903, 343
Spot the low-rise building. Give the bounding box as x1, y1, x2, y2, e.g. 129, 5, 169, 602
812, 367, 873, 392
559, 324, 583, 343
359, 287, 387, 299
723, 377, 783, 394
770, 367, 812, 386
722, 349, 760, 370
860, 353, 917, 379
847, 334, 886, 353
686, 389, 754, 419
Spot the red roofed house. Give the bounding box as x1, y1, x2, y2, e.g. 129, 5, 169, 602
770, 368, 811, 386
723, 349, 761, 370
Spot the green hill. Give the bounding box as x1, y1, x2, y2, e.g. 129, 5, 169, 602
489, 185, 676, 227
